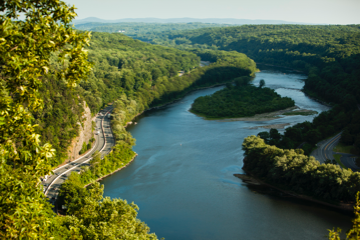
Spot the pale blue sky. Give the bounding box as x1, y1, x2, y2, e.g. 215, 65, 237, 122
66, 0, 360, 25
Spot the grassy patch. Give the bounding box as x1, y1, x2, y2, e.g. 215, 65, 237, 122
334, 142, 357, 154
333, 154, 347, 169
282, 110, 318, 116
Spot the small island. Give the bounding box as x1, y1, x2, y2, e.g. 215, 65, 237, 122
190, 77, 295, 118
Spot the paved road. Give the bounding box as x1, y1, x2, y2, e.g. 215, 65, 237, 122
311, 132, 359, 170
311, 132, 342, 164
42, 105, 115, 212
341, 153, 359, 170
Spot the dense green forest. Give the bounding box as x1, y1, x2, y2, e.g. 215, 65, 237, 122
37, 32, 200, 166
80, 32, 199, 112
190, 78, 294, 118
143, 24, 360, 154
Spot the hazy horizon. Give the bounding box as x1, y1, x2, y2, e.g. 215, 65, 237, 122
66, 0, 360, 25
73, 17, 317, 25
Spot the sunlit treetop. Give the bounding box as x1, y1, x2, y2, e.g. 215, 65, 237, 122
0, 0, 93, 176
0, 1, 92, 238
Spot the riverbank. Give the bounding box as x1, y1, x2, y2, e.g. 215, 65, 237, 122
247, 123, 290, 129
256, 62, 304, 73
235, 171, 354, 212
303, 92, 333, 108
84, 153, 138, 188
195, 106, 317, 122
147, 81, 237, 112
124, 83, 231, 128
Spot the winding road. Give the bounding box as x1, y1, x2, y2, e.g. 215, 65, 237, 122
311, 132, 359, 170
42, 105, 115, 212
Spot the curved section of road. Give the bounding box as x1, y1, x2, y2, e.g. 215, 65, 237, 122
311, 132, 359, 170
42, 105, 115, 209
341, 154, 359, 170
311, 132, 342, 164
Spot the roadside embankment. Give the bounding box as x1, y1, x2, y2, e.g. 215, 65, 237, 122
67, 102, 94, 161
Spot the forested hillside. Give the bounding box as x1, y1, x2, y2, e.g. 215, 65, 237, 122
37, 29, 258, 167
37, 32, 199, 166
145, 24, 360, 154
80, 32, 199, 113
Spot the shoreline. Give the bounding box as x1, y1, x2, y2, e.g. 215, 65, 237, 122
83, 153, 138, 188
192, 106, 298, 121
145, 82, 232, 111
234, 171, 354, 212
256, 62, 305, 73
192, 105, 318, 122
123, 81, 233, 129
303, 91, 333, 108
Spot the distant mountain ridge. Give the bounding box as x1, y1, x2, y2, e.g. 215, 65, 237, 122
73, 17, 319, 25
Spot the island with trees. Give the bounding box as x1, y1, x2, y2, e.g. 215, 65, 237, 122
190, 78, 294, 118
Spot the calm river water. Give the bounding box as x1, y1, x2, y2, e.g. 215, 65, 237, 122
102, 67, 353, 240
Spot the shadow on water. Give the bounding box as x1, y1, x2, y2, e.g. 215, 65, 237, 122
243, 181, 354, 217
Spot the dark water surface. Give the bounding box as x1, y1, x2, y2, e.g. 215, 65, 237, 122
102, 68, 352, 240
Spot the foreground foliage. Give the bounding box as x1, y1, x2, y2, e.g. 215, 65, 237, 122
0, 1, 158, 239
56, 180, 157, 239
0, 0, 92, 238
329, 193, 360, 240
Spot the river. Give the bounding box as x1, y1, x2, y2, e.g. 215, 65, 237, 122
102, 67, 353, 240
